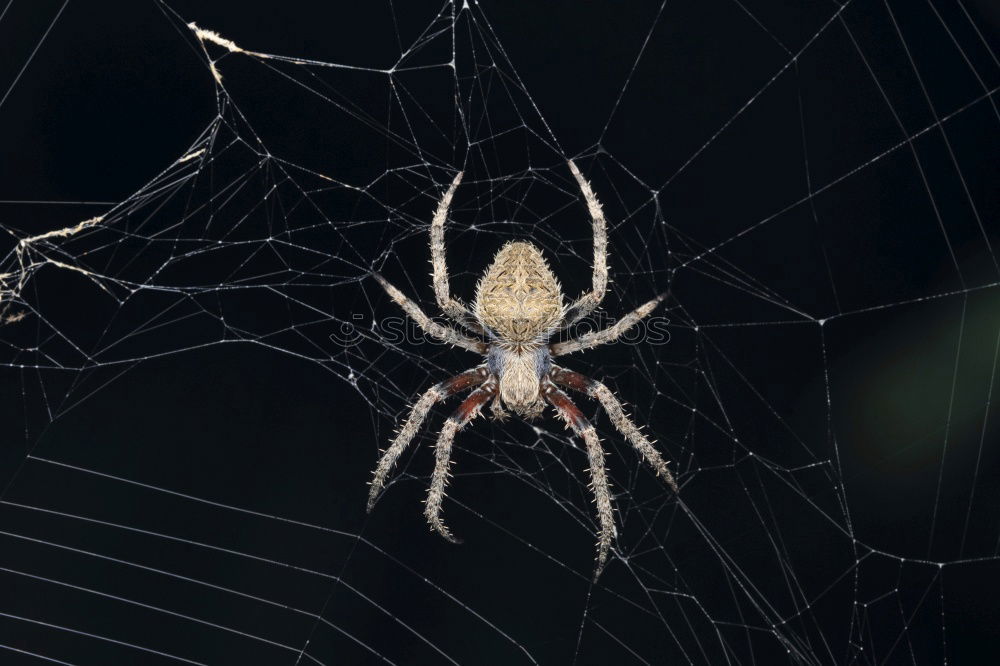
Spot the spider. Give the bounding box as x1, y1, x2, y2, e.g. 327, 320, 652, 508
368, 160, 677, 578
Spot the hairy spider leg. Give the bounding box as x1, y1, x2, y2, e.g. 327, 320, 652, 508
425, 383, 497, 543
551, 291, 668, 357
367, 366, 488, 511
551, 367, 678, 492
373, 273, 487, 354
429, 171, 485, 334
561, 159, 609, 328
545, 383, 616, 580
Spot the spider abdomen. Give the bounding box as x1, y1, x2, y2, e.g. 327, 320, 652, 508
474, 241, 564, 344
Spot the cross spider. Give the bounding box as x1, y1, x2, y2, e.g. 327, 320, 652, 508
368, 160, 677, 578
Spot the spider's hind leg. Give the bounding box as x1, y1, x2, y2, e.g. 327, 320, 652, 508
561, 159, 609, 329
429, 171, 485, 335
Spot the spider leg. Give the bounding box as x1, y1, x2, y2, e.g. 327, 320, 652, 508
425, 383, 497, 543
561, 159, 608, 328
549, 291, 667, 357
551, 367, 678, 492
544, 383, 616, 580
367, 367, 488, 511
373, 273, 487, 354
430, 172, 485, 334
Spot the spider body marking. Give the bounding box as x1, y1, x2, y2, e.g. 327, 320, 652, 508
368, 160, 677, 579
476, 240, 561, 417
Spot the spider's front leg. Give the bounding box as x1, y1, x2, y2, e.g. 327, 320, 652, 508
367, 366, 488, 511
543, 382, 617, 580
551, 366, 678, 492
425, 382, 497, 543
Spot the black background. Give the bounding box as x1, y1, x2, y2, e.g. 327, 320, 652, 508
1, 1, 999, 664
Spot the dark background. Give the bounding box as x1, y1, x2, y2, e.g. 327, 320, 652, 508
1, 1, 999, 664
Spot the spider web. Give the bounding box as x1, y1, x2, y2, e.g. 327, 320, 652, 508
1, 0, 999, 663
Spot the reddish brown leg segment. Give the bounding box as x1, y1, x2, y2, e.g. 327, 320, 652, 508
425, 383, 497, 543
368, 367, 488, 511
551, 366, 678, 492
545, 384, 617, 579
548, 366, 590, 392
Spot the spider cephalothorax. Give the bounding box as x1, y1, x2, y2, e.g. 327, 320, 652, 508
368, 160, 677, 579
